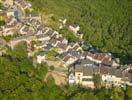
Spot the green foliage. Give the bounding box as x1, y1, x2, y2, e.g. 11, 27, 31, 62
0, 3, 6, 10
29, 0, 132, 64
45, 49, 58, 60
72, 93, 97, 100
43, 79, 65, 100
59, 29, 79, 43
25, 8, 31, 16
2, 33, 19, 42
0, 20, 6, 26
111, 87, 124, 100
126, 86, 132, 100
93, 74, 102, 89
82, 45, 88, 51
12, 41, 28, 60
30, 40, 37, 51
0, 45, 49, 99
50, 65, 55, 71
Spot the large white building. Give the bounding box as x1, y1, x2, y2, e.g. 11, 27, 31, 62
75, 65, 95, 88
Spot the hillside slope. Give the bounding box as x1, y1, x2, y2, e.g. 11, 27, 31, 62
28, 0, 132, 64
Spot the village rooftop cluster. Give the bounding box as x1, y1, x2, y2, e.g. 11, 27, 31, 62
0, 0, 132, 88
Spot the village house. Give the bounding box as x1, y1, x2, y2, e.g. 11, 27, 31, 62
37, 24, 45, 32
68, 73, 75, 85
46, 29, 56, 37
86, 52, 117, 67
56, 42, 68, 54
59, 17, 67, 25
80, 52, 88, 59
63, 55, 78, 67
19, 25, 34, 35
76, 32, 84, 39
14, 0, 28, 10
74, 63, 95, 88
43, 43, 53, 51
0, 0, 13, 7
57, 52, 68, 60
72, 44, 83, 53
69, 24, 80, 34
124, 70, 132, 86
49, 38, 59, 47
2, 26, 15, 36
0, 12, 21, 36
100, 66, 123, 88
29, 12, 41, 21
34, 41, 47, 50
58, 53, 75, 67
6, 10, 14, 17
121, 65, 132, 86
52, 32, 62, 39
41, 27, 49, 34
59, 17, 67, 29
72, 58, 130, 88
87, 52, 102, 63
64, 45, 72, 52
36, 33, 50, 41
37, 51, 47, 64
7, 15, 17, 26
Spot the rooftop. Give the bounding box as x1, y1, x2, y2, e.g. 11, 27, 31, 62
75, 64, 94, 76
100, 66, 123, 77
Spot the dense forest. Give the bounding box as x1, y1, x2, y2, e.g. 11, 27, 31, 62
0, 41, 132, 99
28, 0, 132, 64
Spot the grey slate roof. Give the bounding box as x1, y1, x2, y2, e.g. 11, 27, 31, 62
44, 43, 53, 50
47, 29, 54, 36
56, 42, 67, 50
75, 64, 94, 76
80, 59, 94, 66
58, 52, 68, 60
50, 38, 57, 45
39, 51, 47, 56
83, 66, 94, 76
63, 55, 71, 62
102, 57, 113, 66
75, 64, 83, 72
70, 24, 79, 28
100, 66, 123, 77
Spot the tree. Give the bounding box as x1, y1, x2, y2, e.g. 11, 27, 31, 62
12, 41, 28, 60
45, 49, 58, 61
72, 93, 97, 100
95, 88, 110, 100
93, 74, 102, 89
126, 86, 132, 100
111, 87, 124, 100
0, 46, 49, 100
50, 66, 55, 71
